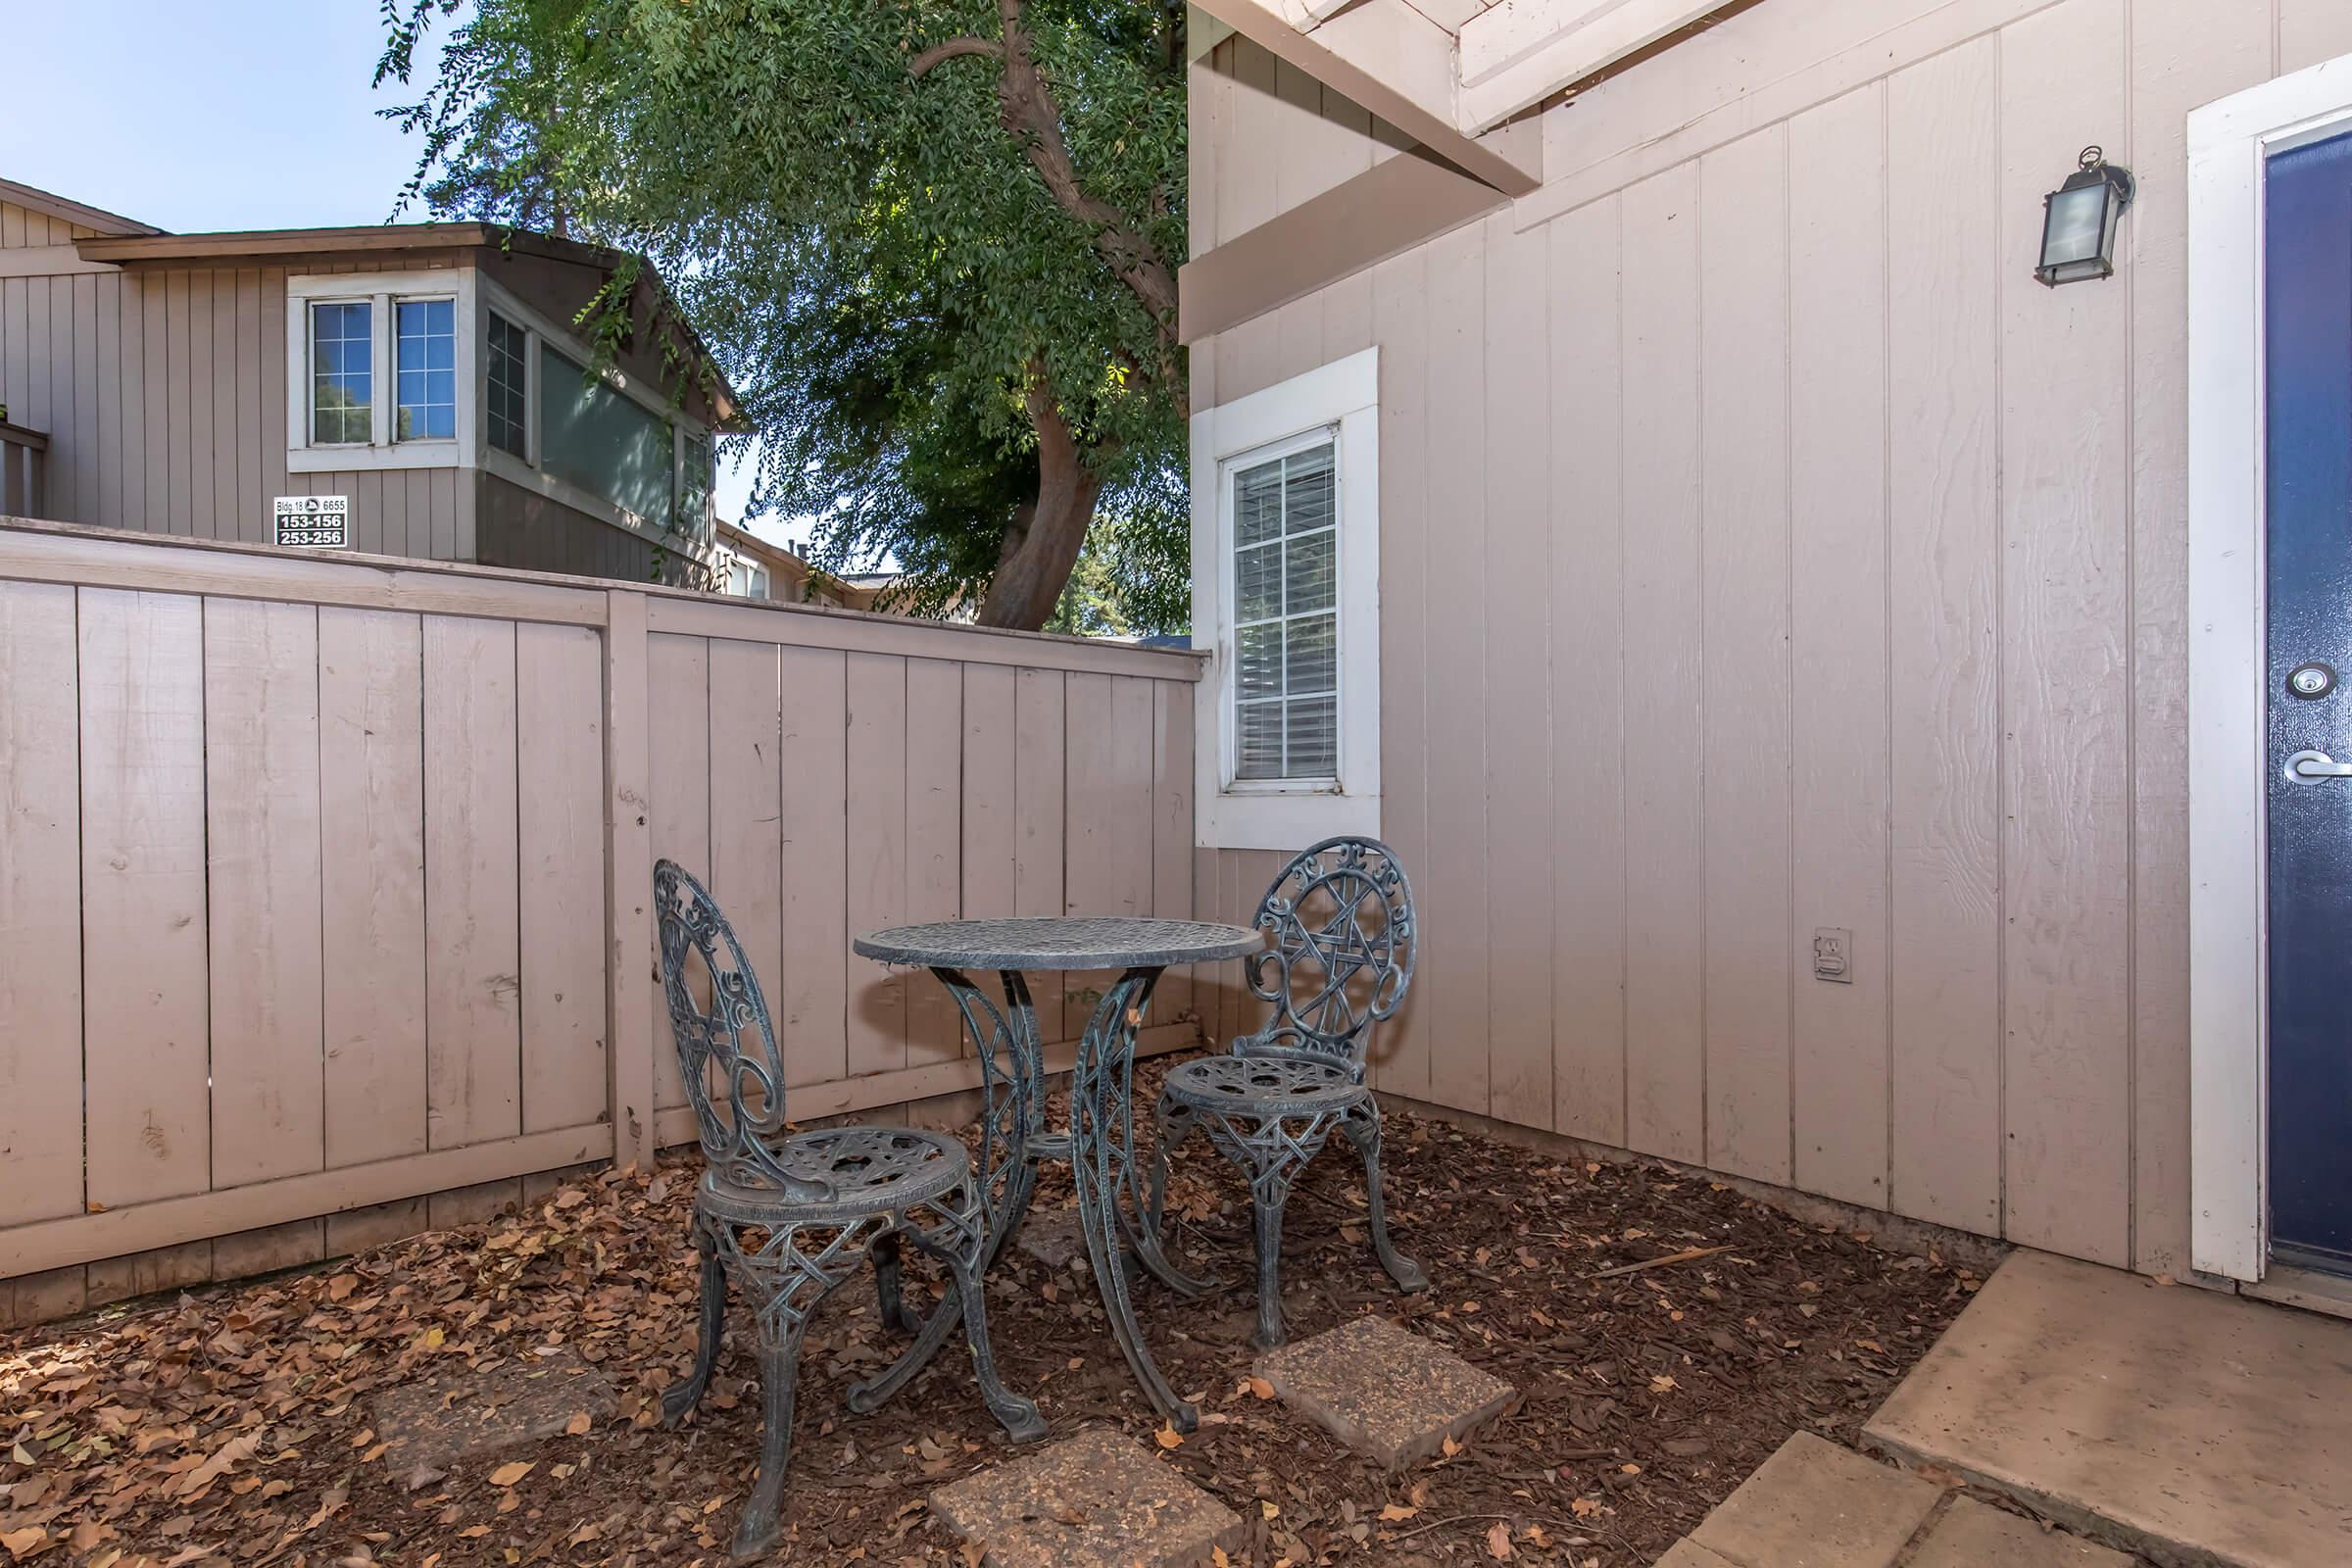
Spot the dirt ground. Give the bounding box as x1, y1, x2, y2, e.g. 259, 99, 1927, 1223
2, 1056, 1984, 1567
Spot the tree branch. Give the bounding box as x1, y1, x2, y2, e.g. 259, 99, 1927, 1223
909, 36, 1004, 77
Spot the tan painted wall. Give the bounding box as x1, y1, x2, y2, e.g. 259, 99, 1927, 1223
0, 518, 1209, 1324
1190, 0, 2352, 1274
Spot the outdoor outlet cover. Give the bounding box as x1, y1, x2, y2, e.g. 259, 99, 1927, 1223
1812, 928, 1853, 984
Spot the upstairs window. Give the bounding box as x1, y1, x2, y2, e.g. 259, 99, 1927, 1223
539, 343, 677, 528
309, 302, 372, 445
395, 299, 457, 441
486, 311, 529, 459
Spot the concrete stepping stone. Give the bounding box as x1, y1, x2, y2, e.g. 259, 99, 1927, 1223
1652, 1541, 1740, 1568
369, 1348, 616, 1490
1688, 1431, 1943, 1568
1909, 1496, 2136, 1568
928, 1426, 1245, 1568
1252, 1314, 1517, 1469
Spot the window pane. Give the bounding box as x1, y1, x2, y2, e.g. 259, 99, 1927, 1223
1285, 528, 1336, 614
1236, 701, 1285, 781
1286, 613, 1336, 695
679, 431, 714, 531
1286, 696, 1338, 778
1284, 446, 1334, 532
1235, 542, 1281, 622
1235, 458, 1283, 548
1237, 621, 1282, 701
486, 313, 528, 459
310, 302, 371, 445
539, 343, 675, 526
395, 299, 456, 441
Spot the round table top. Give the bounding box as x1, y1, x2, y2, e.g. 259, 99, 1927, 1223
854, 915, 1265, 971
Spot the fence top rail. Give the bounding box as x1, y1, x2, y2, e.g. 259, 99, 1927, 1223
0, 422, 48, 452
0, 515, 1207, 678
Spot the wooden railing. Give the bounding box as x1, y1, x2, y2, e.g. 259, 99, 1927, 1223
0, 423, 45, 519
0, 516, 1210, 1324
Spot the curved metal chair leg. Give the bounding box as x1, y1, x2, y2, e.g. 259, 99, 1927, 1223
845, 1271, 964, 1416
866, 1230, 923, 1335
1126, 1100, 1216, 1298
731, 1313, 812, 1561
1250, 1176, 1295, 1350
942, 1239, 1048, 1442
1342, 1102, 1427, 1294
661, 1215, 728, 1427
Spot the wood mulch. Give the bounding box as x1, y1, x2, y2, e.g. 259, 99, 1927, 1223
1, 1055, 1984, 1567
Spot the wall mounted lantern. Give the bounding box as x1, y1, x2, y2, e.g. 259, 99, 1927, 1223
2035, 145, 2134, 286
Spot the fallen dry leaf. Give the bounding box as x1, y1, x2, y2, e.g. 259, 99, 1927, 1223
1486, 1520, 1515, 1560
1154, 1425, 1183, 1449
1378, 1503, 1417, 1522
488, 1461, 534, 1487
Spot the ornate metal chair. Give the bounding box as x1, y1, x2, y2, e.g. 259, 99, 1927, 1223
1147, 836, 1426, 1348
652, 861, 1045, 1559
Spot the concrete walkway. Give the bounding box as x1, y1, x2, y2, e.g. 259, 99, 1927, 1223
1653, 1431, 2132, 1568
1862, 1250, 2352, 1568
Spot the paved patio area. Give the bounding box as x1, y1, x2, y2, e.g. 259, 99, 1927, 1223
1862, 1249, 2352, 1568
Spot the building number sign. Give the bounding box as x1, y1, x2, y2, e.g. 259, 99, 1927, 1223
272, 495, 350, 549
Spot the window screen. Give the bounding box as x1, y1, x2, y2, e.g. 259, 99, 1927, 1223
1232, 441, 1338, 781
310, 302, 371, 445
395, 299, 456, 441
486, 312, 528, 458
539, 344, 674, 527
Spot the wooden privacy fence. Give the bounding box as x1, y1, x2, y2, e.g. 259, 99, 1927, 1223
0, 517, 1207, 1324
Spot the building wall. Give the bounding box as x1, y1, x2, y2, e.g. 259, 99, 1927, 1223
0, 220, 480, 558
477, 470, 667, 584
1190, 0, 2352, 1275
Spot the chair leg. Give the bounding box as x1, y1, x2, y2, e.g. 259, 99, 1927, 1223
661, 1215, 727, 1427
1250, 1174, 1294, 1350
1342, 1102, 1427, 1294
731, 1311, 812, 1561
867, 1230, 923, 1335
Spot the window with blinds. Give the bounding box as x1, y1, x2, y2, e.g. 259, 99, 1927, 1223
1231, 440, 1339, 783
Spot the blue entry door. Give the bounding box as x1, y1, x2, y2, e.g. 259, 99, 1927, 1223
2266, 126, 2352, 1273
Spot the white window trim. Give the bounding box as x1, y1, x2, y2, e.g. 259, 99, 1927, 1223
1191, 347, 1379, 851
285, 270, 478, 472
474, 271, 715, 545
2185, 49, 2352, 1284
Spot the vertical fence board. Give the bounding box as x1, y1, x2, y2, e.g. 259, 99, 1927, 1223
0, 582, 83, 1226
1547, 195, 1629, 1146
1698, 126, 1794, 1186
1064, 672, 1118, 1023
846, 653, 909, 1075
318, 607, 428, 1168
517, 621, 609, 1133
708, 637, 786, 1085
1152, 681, 1197, 1020
422, 614, 522, 1150
1886, 39, 2002, 1236
906, 660, 964, 1067
1014, 667, 1068, 1042
1788, 83, 1894, 1210
960, 663, 1018, 1058
646, 634, 710, 1109
778, 646, 850, 1088
204, 597, 325, 1188
80, 587, 211, 1207
1619, 165, 1708, 1164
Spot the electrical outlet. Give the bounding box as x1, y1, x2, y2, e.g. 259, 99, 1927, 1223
1812, 927, 1853, 984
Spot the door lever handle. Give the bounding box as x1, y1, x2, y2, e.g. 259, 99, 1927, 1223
2286, 749, 2352, 780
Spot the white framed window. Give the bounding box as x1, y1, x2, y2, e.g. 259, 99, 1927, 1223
485, 310, 530, 459
1191, 347, 1379, 850
286, 270, 477, 471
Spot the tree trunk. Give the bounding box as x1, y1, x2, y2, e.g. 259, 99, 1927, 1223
978, 382, 1104, 630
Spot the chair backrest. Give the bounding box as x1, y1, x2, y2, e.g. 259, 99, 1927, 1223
653, 860, 829, 1201
1242, 836, 1416, 1071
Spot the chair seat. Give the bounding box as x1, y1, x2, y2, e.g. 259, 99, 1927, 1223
698, 1125, 969, 1222
1162, 1053, 1367, 1115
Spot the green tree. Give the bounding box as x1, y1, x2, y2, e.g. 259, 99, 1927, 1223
376, 0, 1190, 631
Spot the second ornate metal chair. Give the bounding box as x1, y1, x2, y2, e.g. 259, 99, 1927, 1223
1147, 836, 1426, 1348
652, 861, 1045, 1559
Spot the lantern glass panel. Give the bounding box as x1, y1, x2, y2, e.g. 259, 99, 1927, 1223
2041, 181, 2110, 270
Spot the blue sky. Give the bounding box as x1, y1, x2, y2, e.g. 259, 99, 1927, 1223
2, 0, 770, 529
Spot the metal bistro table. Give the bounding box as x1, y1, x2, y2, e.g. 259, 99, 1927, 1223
852, 915, 1264, 1431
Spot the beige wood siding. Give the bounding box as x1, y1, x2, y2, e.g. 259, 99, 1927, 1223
1190, 0, 2352, 1274
0, 518, 1205, 1324
0, 250, 474, 556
